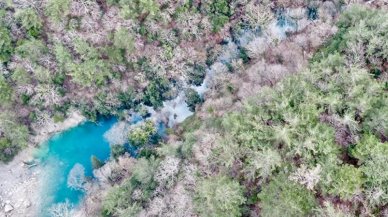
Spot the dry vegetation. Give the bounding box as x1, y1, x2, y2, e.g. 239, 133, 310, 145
0, 0, 387, 217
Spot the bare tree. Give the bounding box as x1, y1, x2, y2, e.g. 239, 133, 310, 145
67, 163, 86, 191
49, 200, 74, 217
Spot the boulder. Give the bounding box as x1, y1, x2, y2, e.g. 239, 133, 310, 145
4, 204, 13, 213
23, 200, 31, 208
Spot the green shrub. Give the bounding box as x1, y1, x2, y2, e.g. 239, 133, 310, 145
195, 175, 246, 217
203, 0, 232, 32
361, 150, 388, 206
258, 174, 317, 217
142, 77, 170, 108
53, 112, 65, 123
187, 63, 206, 86
118, 0, 160, 20
0, 26, 13, 63
15, 8, 42, 37
243, 148, 282, 181
110, 144, 126, 160
68, 59, 111, 87
211, 15, 229, 32
102, 157, 159, 216
117, 88, 136, 110
113, 28, 134, 52
103, 46, 126, 64
91, 155, 104, 169
179, 115, 201, 133
45, 0, 70, 22
327, 165, 364, 200
102, 182, 136, 217
128, 120, 156, 147
0, 75, 13, 104
16, 39, 48, 62
312, 6, 388, 67
0, 138, 15, 162
73, 39, 99, 61
0, 112, 29, 162
52, 72, 66, 86
350, 134, 383, 164
138, 146, 158, 158
20, 93, 31, 105
179, 133, 196, 158
350, 134, 388, 206
79, 104, 97, 121
185, 88, 203, 112
54, 43, 72, 72
11, 67, 31, 85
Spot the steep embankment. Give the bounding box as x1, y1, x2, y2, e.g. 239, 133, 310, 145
77, 2, 358, 217
92, 4, 387, 217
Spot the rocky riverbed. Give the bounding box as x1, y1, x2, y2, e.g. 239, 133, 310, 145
0, 148, 40, 217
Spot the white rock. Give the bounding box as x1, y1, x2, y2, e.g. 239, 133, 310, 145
4, 204, 13, 213
23, 200, 31, 208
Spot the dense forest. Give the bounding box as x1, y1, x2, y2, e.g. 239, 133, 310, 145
0, 0, 387, 217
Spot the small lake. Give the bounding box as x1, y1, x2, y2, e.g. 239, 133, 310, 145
34, 117, 117, 216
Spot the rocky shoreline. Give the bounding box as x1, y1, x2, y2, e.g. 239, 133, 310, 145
0, 111, 85, 217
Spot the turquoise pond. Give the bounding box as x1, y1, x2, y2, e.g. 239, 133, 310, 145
34, 117, 117, 215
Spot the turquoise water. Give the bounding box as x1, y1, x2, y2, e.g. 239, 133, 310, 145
34, 117, 117, 215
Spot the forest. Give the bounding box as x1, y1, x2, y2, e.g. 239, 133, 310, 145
0, 0, 387, 217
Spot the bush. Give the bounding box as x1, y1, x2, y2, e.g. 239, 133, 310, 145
68, 59, 111, 87
45, 0, 70, 22
0, 138, 15, 162
204, 0, 232, 32
117, 88, 136, 110
80, 105, 97, 122
110, 144, 126, 160
179, 133, 196, 158
142, 77, 170, 108
211, 15, 229, 32
53, 112, 65, 123
15, 8, 43, 37
102, 182, 136, 217
312, 6, 388, 68
327, 165, 364, 200
54, 43, 72, 73
128, 120, 157, 147
0, 75, 13, 105
185, 88, 203, 112
243, 148, 282, 181
187, 63, 206, 86
16, 39, 48, 63
113, 28, 134, 52
102, 157, 159, 216
11, 67, 31, 85
0, 26, 13, 63
91, 155, 104, 169
195, 175, 246, 217
350, 134, 383, 164
351, 134, 388, 206
118, 0, 160, 20
258, 174, 317, 217
0, 113, 29, 158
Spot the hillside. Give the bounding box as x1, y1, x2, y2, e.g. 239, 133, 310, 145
0, 0, 387, 217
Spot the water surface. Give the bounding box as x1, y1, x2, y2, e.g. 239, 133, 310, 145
35, 118, 117, 215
